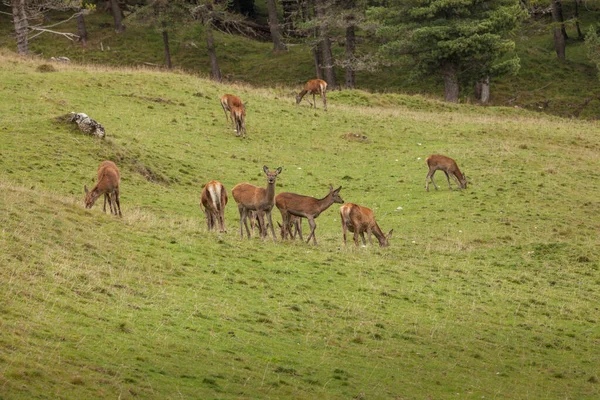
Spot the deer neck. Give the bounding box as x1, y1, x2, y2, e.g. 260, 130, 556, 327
259, 181, 276, 208
371, 223, 387, 246
313, 193, 335, 215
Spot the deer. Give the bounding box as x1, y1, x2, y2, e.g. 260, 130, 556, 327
275, 185, 343, 245
84, 160, 122, 217
295, 79, 327, 111
277, 215, 303, 241
425, 154, 467, 192
200, 180, 228, 233
340, 203, 393, 247
232, 166, 282, 240
220, 94, 246, 137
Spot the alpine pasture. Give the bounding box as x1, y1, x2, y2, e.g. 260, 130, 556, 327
1, 53, 599, 399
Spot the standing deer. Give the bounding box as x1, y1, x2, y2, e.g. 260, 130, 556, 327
84, 160, 122, 217
232, 166, 282, 240
220, 94, 247, 137
425, 154, 467, 191
295, 79, 327, 111
340, 203, 393, 247
200, 180, 228, 233
275, 185, 343, 245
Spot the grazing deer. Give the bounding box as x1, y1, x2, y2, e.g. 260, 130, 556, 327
200, 180, 228, 233
425, 154, 467, 191
232, 166, 282, 240
340, 203, 393, 247
275, 185, 343, 245
84, 160, 122, 217
296, 79, 327, 111
220, 94, 247, 137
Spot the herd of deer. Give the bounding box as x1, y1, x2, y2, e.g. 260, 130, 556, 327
83, 79, 468, 248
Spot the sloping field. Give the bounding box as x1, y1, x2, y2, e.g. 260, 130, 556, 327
1, 53, 599, 399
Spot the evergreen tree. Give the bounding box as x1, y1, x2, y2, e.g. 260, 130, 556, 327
369, 0, 525, 102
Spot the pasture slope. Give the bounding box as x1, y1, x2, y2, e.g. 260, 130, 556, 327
1, 52, 599, 399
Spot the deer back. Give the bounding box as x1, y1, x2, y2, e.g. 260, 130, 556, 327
201, 181, 227, 212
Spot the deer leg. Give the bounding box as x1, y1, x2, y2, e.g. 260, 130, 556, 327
296, 219, 303, 241
367, 229, 373, 246
266, 211, 277, 241
218, 209, 226, 233
353, 230, 360, 246
222, 104, 231, 125
306, 217, 318, 246
103, 193, 107, 213
322, 92, 327, 111
238, 205, 247, 238
425, 170, 432, 191
312, 93, 317, 108
443, 171, 452, 190
204, 209, 212, 231
114, 189, 122, 217
342, 221, 348, 245
429, 171, 439, 191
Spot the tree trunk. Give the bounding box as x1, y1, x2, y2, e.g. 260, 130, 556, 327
11, 0, 28, 55
345, 23, 356, 89
110, 0, 125, 33
442, 61, 459, 103
555, 0, 568, 39
205, 21, 221, 81
574, 0, 583, 40
266, 0, 286, 51
551, 0, 566, 60
315, 0, 336, 88
313, 41, 324, 80
162, 24, 172, 69
474, 76, 490, 104
77, 12, 88, 45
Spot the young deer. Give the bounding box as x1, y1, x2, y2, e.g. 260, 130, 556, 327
340, 203, 393, 247
277, 215, 303, 241
295, 79, 327, 111
220, 94, 247, 137
84, 160, 122, 217
232, 166, 282, 240
275, 185, 343, 245
425, 154, 467, 191
200, 180, 228, 233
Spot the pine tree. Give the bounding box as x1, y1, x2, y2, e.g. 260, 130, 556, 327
369, 0, 525, 102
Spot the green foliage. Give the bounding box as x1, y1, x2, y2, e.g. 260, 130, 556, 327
1, 55, 600, 399
585, 25, 600, 80
369, 0, 526, 86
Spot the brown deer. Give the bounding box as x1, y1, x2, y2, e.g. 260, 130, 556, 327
84, 160, 122, 217
296, 79, 327, 111
200, 180, 228, 232
220, 94, 246, 137
425, 154, 467, 191
340, 203, 393, 247
277, 215, 303, 240
232, 166, 282, 240
275, 185, 343, 245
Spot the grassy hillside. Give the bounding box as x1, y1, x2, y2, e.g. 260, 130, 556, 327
1, 4, 599, 119
1, 52, 600, 399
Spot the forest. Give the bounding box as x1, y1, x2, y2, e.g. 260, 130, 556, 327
2, 0, 600, 117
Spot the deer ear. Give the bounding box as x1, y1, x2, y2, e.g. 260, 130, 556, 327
329, 184, 333, 191
263, 165, 269, 174
276, 167, 282, 174
84, 185, 89, 194
387, 229, 394, 239
335, 186, 342, 192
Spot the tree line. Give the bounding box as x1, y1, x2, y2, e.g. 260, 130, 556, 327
6, 0, 600, 103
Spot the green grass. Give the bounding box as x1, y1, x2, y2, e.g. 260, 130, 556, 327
1, 53, 600, 399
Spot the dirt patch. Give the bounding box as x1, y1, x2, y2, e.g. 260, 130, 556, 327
342, 132, 369, 143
